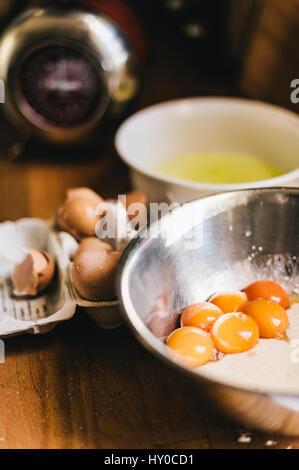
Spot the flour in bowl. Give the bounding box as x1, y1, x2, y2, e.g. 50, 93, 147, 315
198, 301, 299, 394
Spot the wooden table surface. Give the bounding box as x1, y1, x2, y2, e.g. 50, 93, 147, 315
0, 10, 298, 448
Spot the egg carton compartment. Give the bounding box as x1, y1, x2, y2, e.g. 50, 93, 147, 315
0, 218, 122, 338
53, 230, 121, 330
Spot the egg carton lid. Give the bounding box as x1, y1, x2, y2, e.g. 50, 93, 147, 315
0, 217, 122, 338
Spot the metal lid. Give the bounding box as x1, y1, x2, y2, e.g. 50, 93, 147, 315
0, 4, 139, 143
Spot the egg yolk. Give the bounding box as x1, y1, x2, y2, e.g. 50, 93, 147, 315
181, 302, 223, 331
209, 290, 247, 313
211, 312, 259, 354
166, 326, 214, 368
244, 280, 289, 309
242, 299, 288, 338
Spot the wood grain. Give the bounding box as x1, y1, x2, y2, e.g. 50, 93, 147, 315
241, 0, 299, 111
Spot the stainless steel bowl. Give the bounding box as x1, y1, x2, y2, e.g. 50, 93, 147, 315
118, 188, 299, 435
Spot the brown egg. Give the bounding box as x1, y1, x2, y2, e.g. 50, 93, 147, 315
66, 187, 102, 203
125, 191, 147, 221
72, 249, 121, 301
74, 237, 112, 257
124, 191, 148, 232
12, 248, 55, 297
57, 187, 103, 240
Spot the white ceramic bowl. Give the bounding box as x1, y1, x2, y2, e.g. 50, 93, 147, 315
115, 97, 299, 203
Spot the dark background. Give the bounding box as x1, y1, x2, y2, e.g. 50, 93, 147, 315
1, 0, 298, 162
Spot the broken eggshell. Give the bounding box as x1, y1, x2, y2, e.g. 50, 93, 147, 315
74, 237, 112, 256
57, 187, 147, 303
0, 217, 123, 337
12, 248, 55, 297
125, 191, 148, 222
95, 198, 137, 252
57, 187, 103, 241
72, 247, 121, 301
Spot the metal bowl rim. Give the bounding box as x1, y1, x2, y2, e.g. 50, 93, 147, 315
117, 187, 299, 399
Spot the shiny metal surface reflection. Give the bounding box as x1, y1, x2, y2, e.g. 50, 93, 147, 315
118, 188, 299, 435
0, 4, 139, 143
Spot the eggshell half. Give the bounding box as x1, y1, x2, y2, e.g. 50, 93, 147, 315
72, 250, 121, 301
12, 248, 55, 296
57, 187, 104, 240
74, 237, 112, 256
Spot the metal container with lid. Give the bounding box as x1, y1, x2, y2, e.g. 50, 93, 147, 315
0, 0, 144, 143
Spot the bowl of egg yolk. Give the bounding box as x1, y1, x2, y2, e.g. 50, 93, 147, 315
115, 97, 299, 203
118, 187, 299, 435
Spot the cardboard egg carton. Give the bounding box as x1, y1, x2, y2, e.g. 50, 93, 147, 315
0, 218, 123, 338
